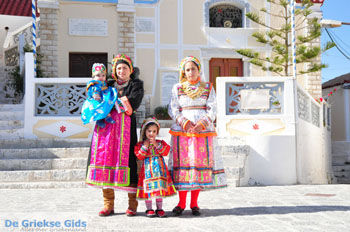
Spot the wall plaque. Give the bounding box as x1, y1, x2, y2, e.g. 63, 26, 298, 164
69, 18, 108, 36
135, 17, 155, 33
240, 89, 270, 110
161, 72, 178, 105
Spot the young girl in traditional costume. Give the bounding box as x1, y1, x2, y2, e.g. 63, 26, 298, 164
134, 117, 176, 217
168, 56, 227, 216
85, 54, 144, 217
81, 63, 118, 128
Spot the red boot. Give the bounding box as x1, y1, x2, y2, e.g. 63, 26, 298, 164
126, 208, 137, 217
98, 208, 114, 217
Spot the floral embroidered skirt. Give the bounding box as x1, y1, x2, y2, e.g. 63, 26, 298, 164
168, 135, 227, 191
86, 110, 136, 192
137, 156, 176, 199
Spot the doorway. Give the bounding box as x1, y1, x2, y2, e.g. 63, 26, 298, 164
69, 53, 108, 77
209, 58, 243, 90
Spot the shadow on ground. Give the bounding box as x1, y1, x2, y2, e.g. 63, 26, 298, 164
172, 205, 350, 218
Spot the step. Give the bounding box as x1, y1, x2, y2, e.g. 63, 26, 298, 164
333, 171, 350, 179
0, 104, 24, 112
0, 181, 86, 189
0, 158, 87, 171
332, 141, 350, 155
332, 155, 350, 165
224, 166, 242, 180
158, 120, 173, 128
0, 169, 86, 182
0, 120, 23, 130
0, 128, 24, 139
332, 152, 350, 157
0, 147, 90, 159
0, 111, 24, 120
0, 138, 91, 149
334, 177, 350, 184
333, 165, 350, 172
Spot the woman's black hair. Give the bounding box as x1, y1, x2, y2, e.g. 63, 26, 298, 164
116, 59, 130, 69
142, 122, 159, 141
115, 60, 140, 80
107, 67, 140, 86
130, 67, 140, 80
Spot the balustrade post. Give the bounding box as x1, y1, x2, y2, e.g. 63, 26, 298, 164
24, 52, 36, 138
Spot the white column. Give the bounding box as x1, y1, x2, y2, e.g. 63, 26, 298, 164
202, 57, 210, 82
24, 53, 36, 138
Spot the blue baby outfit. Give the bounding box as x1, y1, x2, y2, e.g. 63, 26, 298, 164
81, 80, 119, 125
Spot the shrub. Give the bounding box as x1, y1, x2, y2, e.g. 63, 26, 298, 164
154, 105, 171, 120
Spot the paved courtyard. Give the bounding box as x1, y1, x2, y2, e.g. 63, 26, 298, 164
1, 184, 350, 232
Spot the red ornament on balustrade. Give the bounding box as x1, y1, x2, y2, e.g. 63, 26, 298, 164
60, 126, 67, 133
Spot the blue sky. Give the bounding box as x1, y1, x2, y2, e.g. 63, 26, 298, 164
321, 0, 350, 83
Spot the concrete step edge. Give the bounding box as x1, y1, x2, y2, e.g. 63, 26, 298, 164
0, 104, 24, 112
0, 158, 88, 171
0, 138, 91, 149
0, 181, 86, 189
0, 169, 86, 182
0, 111, 24, 116
0, 147, 90, 159
0, 124, 23, 130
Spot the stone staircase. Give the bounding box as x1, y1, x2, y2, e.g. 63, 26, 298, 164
0, 104, 24, 139
332, 141, 350, 184
0, 66, 6, 103
216, 137, 250, 187
0, 66, 20, 104
0, 103, 91, 188
0, 138, 90, 189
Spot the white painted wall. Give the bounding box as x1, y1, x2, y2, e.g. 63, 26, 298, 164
216, 76, 297, 185
297, 119, 328, 184
24, 53, 92, 139
216, 76, 331, 185
246, 135, 296, 185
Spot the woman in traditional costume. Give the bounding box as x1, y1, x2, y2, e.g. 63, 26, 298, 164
168, 56, 227, 216
86, 54, 144, 217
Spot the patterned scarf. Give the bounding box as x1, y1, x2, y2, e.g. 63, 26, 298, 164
114, 80, 130, 92
181, 80, 206, 99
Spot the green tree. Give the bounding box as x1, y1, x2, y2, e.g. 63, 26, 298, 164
236, 0, 334, 76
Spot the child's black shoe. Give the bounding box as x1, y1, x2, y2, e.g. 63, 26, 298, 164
145, 209, 156, 218
155, 209, 167, 218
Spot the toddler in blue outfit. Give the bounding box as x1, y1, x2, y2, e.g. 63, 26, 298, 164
81, 63, 119, 128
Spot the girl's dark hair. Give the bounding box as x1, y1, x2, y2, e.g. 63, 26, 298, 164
190, 61, 199, 70
142, 122, 159, 141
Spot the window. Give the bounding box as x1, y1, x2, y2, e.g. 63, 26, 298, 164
69, 53, 108, 77
209, 4, 242, 28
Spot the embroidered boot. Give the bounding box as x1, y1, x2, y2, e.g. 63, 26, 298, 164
99, 189, 115, 216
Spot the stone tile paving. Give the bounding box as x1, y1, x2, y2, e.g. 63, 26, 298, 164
0, 185, 350, 232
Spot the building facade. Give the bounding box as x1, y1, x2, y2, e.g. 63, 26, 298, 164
28, 0, 323, 112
